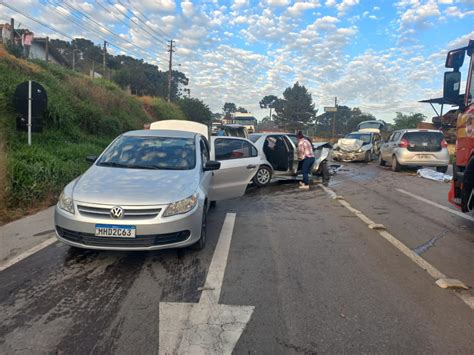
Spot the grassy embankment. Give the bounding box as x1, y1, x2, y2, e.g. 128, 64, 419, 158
0, 46, 185, 224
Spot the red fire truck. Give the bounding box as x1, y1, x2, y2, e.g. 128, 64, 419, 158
442, 40, 474, 213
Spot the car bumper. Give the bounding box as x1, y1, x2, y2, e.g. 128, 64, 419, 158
332, 150, 366, 162
396, 151, 450, 166
54, 204, 203, 251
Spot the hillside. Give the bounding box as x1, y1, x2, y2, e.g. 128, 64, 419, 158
0, 45, 185, 224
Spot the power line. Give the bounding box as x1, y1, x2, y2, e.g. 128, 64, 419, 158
48, 0, 168, 63
96, 0, 167, 46
120, 0, 170, 41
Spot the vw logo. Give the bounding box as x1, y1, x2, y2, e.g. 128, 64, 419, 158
110, 206, 124, 219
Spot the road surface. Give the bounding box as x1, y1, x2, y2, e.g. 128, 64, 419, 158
1, 162, 474, 354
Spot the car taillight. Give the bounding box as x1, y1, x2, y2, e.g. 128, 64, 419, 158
399, 138, 409, 148
441, 139, 448, 148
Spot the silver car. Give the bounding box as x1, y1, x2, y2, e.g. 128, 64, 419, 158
378, 129, 450, 172
55, 124, 264, 251
332, 131, 382, 162
249, 133, 331, 186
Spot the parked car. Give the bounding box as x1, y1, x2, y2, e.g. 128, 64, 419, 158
211, 124, 248, 139
249, 133, 331, 187
378, 129, 450, 172
55, 120, 265, 252
332, 131, 382, 162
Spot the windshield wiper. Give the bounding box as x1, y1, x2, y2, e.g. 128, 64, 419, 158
97, 161, 131, 168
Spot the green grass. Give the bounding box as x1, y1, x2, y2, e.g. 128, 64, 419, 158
0, 46, 152, 222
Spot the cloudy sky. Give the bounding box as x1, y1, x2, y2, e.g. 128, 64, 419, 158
2, 0, 474, 122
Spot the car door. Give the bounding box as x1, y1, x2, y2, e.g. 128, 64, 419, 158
384, 132, 400, 159
208, 137, 261, 201
373, 133, 382, 154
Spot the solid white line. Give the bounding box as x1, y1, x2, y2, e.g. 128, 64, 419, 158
396, 188, 474, 222
320, 185, 474, 310
0, 237, 57, 272
200, 212, 236, 305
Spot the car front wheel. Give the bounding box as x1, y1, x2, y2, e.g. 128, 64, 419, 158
378, 154, 386, 166
253, 165, 272, 187
192, 208, 207, 251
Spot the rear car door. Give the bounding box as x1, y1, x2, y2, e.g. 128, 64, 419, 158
208, 137, 261, 201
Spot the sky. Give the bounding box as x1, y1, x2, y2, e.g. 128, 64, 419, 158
2, 0, 474, 122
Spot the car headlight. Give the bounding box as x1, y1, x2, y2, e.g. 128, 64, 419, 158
357, 148, 364, 153
163, 193, 198, 217
58, 190, 75, 214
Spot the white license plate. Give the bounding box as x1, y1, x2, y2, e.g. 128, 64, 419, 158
417, 154, 431, 160
95, 224, 136, 238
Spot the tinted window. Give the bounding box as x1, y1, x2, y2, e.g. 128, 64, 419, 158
98, 136, 196, 170
215, 139, 257, 160
402, 131, 444, 152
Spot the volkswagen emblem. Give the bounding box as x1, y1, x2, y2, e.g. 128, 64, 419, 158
110, 206, 124, 219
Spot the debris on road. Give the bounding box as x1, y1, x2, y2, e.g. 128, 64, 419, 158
435, 278, 470, 290
328, 164, 344, 175
417, 168, 452, 183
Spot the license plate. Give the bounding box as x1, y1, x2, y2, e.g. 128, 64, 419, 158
417, 154, 431, 160
95, 224, 136, 238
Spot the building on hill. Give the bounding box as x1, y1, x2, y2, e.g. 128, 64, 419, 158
29, 37, 69, 66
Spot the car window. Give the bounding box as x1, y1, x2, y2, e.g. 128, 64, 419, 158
215, 138, 257, 160
97, 135, 196, 170
345, 133, 372, 143
200, 139, 209, 167
392, 132, 401, 142
249, 134, 261, 143
401, 131, 445, 152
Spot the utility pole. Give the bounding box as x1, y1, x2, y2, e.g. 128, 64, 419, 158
72, 49, 76, 71
167, 40, 174, 102
10, 18, 14, 42
45, 36, 49, 63
103, 40, 107, 77
332, 96, 338, 139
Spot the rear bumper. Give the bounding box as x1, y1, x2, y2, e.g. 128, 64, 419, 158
396, 150, 450, 166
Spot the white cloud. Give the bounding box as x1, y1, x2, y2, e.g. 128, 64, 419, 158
232, 0, 249, 10
265, 0, 291, 6
336, 0, 360, 15
325, 0, 337, 7
287, 1, 321, 17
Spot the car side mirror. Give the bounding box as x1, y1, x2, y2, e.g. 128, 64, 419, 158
86, 155, 98, 164
443, 71, 461, 104
203, 160, 221, 171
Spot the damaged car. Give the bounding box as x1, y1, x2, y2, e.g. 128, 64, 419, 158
332, 131, 382, 162
249, 133, 331, 186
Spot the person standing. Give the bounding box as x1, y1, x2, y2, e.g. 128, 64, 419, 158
21, 30, 34, 59
297, 131, 315, 190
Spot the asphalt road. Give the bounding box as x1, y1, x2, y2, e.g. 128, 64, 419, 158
1, 162, 474, 354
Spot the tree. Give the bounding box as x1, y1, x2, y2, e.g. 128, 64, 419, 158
259, 95, 278, 120
237, 106, 248, 113
258, 116, 279, 131
223, 102, 237, 115
273, 82, 316, 131
315, 106, 376, 138
178, 97, 212, 124
393, 112, 426, 130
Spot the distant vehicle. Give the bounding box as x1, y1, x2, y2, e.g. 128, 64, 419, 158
356, 120, 386, 132
231, 112, 257, 133
212, 124, 249, 138
332, 131, 382, 162
378, 129, 450, 172
249, 133, 330, 186
55, 120, 265, 252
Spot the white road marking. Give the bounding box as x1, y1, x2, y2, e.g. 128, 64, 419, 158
159, 213, 255, 354
0, 236, 57, 272
396, 188, 474, 222
320, 185, 474, 310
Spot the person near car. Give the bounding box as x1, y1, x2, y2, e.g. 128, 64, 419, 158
297, 131, 315, 190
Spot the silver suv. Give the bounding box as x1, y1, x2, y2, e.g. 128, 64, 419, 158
378, 129, 450, 172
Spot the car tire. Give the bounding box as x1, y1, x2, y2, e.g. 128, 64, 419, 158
436, 166, 448, 173
392, 156, 401, 172
253, 165, 272, 187
364, 151, 370, 163
378, 154, 386, 166
320, 160, 330, 184
209, 201, 217, 209
192, 208, 207, 251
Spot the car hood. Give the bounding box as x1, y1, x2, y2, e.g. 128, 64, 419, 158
337, 138, 371, 152
72, 165, 199, 205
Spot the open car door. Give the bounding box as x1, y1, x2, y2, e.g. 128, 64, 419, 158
208, 137, 261, 201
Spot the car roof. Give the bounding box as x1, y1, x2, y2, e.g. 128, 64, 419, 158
123, 129, 196, 139
395, 129, 443, 133
348, 131, 373, 135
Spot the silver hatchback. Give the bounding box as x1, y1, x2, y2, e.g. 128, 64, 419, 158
378, 129, 450, 172
55, 123, 265, 251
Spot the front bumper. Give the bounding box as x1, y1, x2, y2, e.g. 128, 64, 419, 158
332, 150, 366, 162
54, 203, 203, 251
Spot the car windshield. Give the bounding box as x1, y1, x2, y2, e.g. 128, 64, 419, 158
345, 133, 372, 143
248, 134, 261, 143
97, 135, 196, 170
